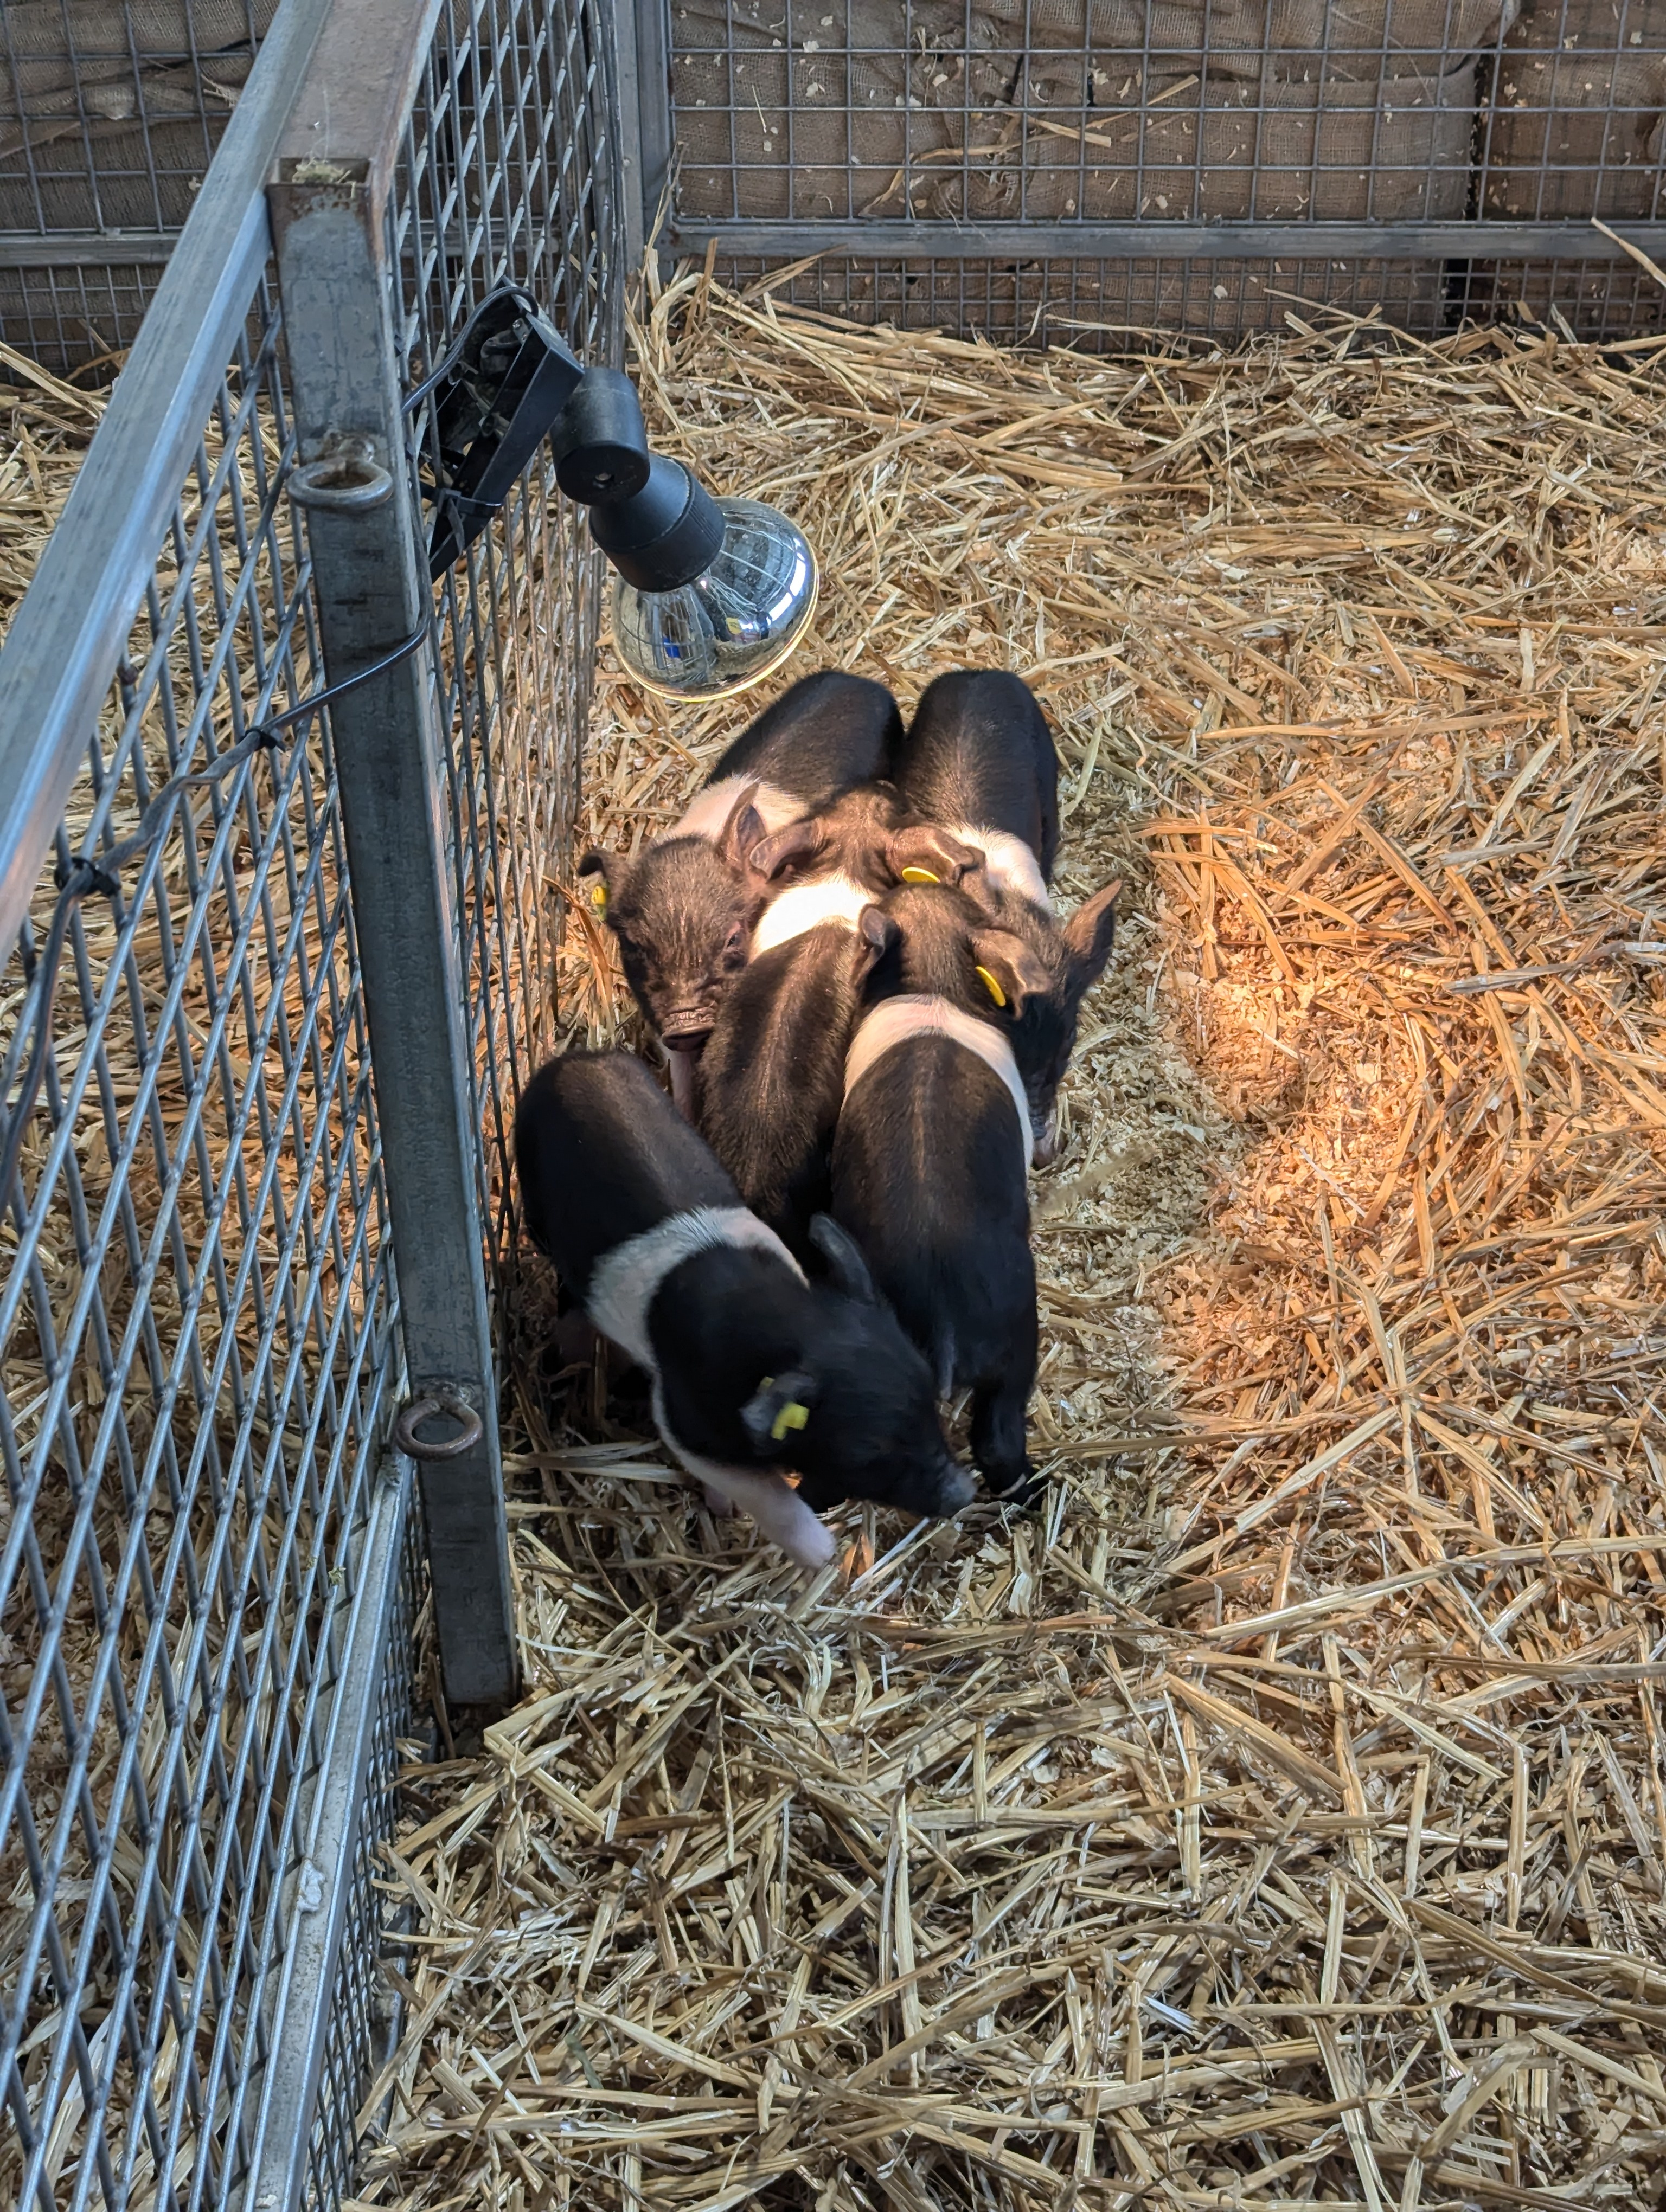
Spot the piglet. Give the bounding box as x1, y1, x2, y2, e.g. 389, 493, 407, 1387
831, 885, 1050, 1507
515, 1047, 972, 1565
894, 670, 1120, 1163
695, 913, 889, 1256
579, 671, 901, 1110
696, 808, 985, 1254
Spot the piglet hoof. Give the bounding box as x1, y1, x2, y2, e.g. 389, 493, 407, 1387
700, 1482, 736, 1520
987, 1465, 1044, 1514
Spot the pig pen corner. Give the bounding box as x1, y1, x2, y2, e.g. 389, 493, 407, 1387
375, 285, 1666, 2209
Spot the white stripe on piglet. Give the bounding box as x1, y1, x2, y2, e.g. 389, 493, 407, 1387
943, 822, 1051, 911
671, 775, 803, 844
844, 993, 1035, 1177
751, 873, 869, 955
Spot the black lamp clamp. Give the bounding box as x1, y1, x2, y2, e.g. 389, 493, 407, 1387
419, 284, 722, 591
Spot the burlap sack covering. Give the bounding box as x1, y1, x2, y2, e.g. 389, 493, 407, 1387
0, 0, 272, 220
1483, 0, 1666, 217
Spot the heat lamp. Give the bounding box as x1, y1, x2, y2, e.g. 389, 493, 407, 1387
419, 288, 817, 703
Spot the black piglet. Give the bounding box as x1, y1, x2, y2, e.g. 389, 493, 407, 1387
515, 1048, 972, 1565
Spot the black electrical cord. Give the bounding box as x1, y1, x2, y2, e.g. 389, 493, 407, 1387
400, 282, 542, 416
0, 615, 431, 1220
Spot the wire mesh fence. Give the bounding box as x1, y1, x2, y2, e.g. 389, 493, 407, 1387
662, 0, 1666, 339
0, 2, 279, 371
701, 243, 1666, 343
398, 0, 624, 1310
1, 0, 627, 2203
0, 276, 407, 2212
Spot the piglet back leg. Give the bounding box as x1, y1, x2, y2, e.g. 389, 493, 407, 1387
970, 1379, 1041, 1510
701, 1483, 735, 1519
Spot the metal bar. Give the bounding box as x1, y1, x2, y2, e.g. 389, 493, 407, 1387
238, 1456, 414, 2212
0, 230, 177, 267
609, 0, 647, 269
0, 0, 337, 959
668, 217, 1666, 262
279, 0, 445, 227
270, 0, 517, 1719
632, 0, 675, 251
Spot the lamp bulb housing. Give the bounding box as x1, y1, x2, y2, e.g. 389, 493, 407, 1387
586, 456, 726, 592
607, 494, 818, 702
551, 366, 652, 507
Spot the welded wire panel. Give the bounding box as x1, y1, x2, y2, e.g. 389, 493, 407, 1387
0, 2, 274, 235
0, 262, 165, 376
300, 1510, 424, 2211
713, 248, 1468, 339
0, 4, 280, 367
0, 279, 401, 2212
392, 0, 625, 1303
669, 0, 1666, 337
676, 0, 1500, 226
1457, 252, 1666, 335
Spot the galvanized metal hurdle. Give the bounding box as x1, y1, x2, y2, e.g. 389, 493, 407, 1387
0, 1, 624, 2204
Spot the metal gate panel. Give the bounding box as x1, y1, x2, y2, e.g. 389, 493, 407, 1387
0, 2, 626, 2204
641, 0, 1666, 339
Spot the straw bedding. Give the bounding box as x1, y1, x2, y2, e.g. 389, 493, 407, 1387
354, 280, 1666, 2212
9, 272, 1666, 2208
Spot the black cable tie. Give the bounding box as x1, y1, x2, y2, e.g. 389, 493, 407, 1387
52, 857, 118, 901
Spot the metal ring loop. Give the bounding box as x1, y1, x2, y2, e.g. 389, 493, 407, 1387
289, 453, 394, 513
394, 1391, 483, 1461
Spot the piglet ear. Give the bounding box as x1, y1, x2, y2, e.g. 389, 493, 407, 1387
809, 1214, 877, 1304
748, 815, 825, 882
577, 849, 624, 923
883, 824, 983, 888
740, 1368, 818, 1455
1061, 878, 1122, 988
969, 929, 1050, 1014
718, 782, 767, 873
855, 903, 900, 976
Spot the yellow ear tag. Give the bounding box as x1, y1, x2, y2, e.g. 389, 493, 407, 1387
899, 866, 940, 885
976, 964, 1008, 1008
771, 1400, 809, 1441
588, 881, 608, 911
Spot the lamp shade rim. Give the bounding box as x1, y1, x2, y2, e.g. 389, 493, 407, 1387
610, 561, 819, 703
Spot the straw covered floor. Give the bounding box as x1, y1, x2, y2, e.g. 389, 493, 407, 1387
357, 279, 1666, 2212
9, 272, 1666, 2209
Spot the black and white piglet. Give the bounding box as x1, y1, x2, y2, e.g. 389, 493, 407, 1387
831, 884, 1049, 1507
579, 670, 901, 1108
695, 911, 889, 1256
895, 670, 1120, 1164
696, 800, 986, 1255
515, 1047, 971, 1567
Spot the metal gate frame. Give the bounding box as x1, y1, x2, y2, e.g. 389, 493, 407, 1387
0, 0, 625, 2204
